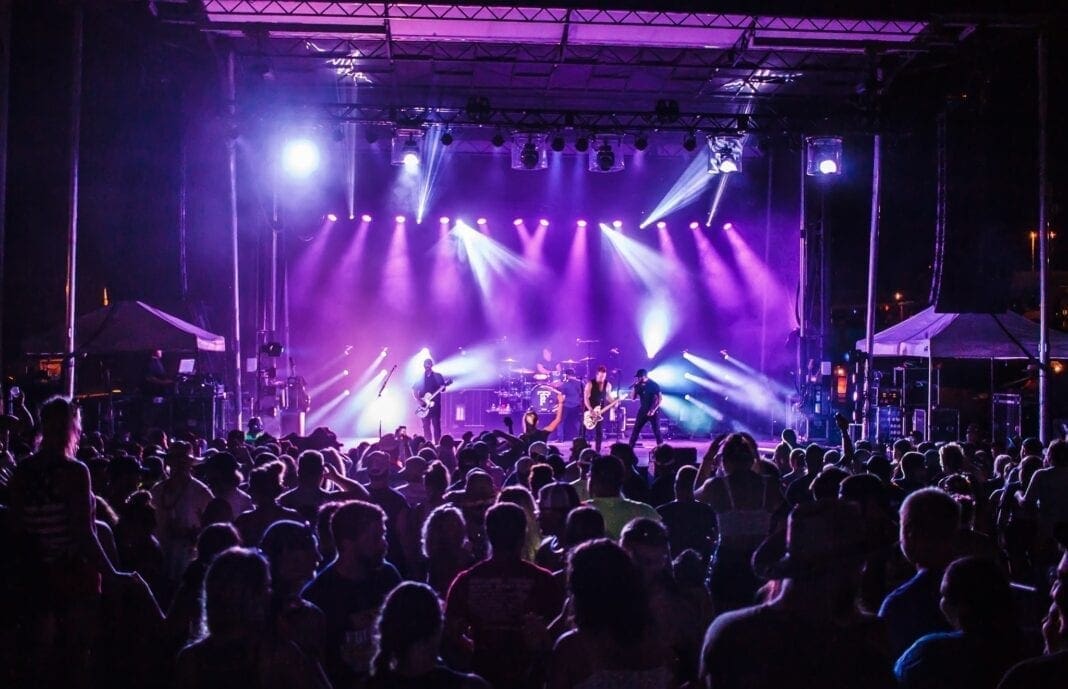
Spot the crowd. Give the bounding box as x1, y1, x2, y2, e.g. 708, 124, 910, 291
1, 397, 1066, 689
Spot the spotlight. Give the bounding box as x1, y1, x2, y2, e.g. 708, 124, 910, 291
682, 132, 697, 151
326, 213, 338, 222
590, 140, 623, 173
708, 135, 743, 175
361, 214, 372, 223
477, 217, 487, 225
634, 134, 649, 151
656, 221, 667, 230
513, 218, 523, 226
281, 138, 320, 177
440, 130, 454, 146
395, 215, 406, 223
391, 129, 424, 167
539, 218, 549, 227
575, 136, 589, 153
723, 222, 734, 231
512, 133, 547, 170
577, 219, 588, 228
612, 220, 623, 229
439, 216, 450, 225
689, 221, 700, 230
491, 132, 505, 148
550, 134, 566, 152
805, 136, 843, 177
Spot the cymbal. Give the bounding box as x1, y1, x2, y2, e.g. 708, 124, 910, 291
511, 367, 535, 374
561, 358, 578, 364
502, 357, 517, 363
577, 356, 594, 361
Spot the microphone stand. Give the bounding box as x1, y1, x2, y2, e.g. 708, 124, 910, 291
378, 364, 397, 440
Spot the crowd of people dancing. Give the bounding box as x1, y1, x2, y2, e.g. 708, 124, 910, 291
0, 397, 1066, 689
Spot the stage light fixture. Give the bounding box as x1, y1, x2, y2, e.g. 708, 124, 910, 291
440, 130, 454, 146
708, 135, 743, 175
390, 129, 424, 167
612, 220, 623, 229
539, 218, 550, 227
656, 221, 667, 230
723, 222, 734, 231
491, 132, 505, 148
590, 140, 624, 173
281, 138, 320, 178
440, 216, 451, 224
326, 213, 338, 222
575, 136, 589, 153
682, 132, 697, 152
511, 133, 547, 171
805, 136, 843, 176
395, 215, 406, 223
477, 217, 487, 225
634, 134, 649, 151
513, 218, 523, 226
577, 219, 588, 228
361, 214, 372, 223
550, 134, 566, 152
689, 221, 700, 230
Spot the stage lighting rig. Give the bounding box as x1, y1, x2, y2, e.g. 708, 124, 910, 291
390, 129, 424, 167
491, 131, 505, 148
511, 133, 548, 170
281, 138, 321, 178
708, 135, 744, 174
575, 136, 589, 153
589, 139, 624, 173
550, 134, 566, 152
805, 136, 843, 176
634, 134, 649, 151
440, 130, 454, 146
682, 132, 697, 152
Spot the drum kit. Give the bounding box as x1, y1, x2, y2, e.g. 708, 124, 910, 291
489, 356, 593, 415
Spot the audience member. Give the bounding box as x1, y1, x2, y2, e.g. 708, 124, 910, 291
586, 454, 660, 539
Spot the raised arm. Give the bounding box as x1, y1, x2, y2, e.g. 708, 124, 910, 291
694, 434, 728, 493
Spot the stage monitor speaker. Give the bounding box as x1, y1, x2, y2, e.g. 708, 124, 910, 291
673, 446, 698, 466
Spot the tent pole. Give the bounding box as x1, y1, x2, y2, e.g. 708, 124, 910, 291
862, 134, 882, 440
927, 352, 933, 441
63, 7, 84, 399
1037, 30, 1049, 443
226, 49, 243, 429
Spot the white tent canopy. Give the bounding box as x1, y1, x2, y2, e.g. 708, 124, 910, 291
856, 307, 1068, 359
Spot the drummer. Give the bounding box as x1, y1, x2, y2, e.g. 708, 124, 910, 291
535, 347, 561, 378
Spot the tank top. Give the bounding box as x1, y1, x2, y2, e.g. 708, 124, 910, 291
716, 475, 772, 550
589, 380, 607, 408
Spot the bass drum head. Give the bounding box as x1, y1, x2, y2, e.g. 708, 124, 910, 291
530, 384, 558, 413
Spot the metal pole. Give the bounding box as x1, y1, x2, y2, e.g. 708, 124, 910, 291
1037, 31, 1049, 443
227, 50, 243, 428
797, 144, 807, 432
270, 186, 278, 333
64, 7, 84, 399
862, 134, 883, 440
760, 147, 774, 376
0, 0, 11, 407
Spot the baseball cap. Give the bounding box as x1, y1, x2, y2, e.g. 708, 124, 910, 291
635, 368, 648, 377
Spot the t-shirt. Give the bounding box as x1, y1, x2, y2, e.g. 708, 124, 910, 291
634, 380, 661, 411
559, 378, 585, 409
894, 631, 1030, 689
878, 569, 952, 660
700, 604, 896, 689
445, 558, 563, 689
301, 561, 401, 687
998, 651, 1068, 689
1023, 466, 1068, 531
657, 499, 717, 556
587, 496, 662, 540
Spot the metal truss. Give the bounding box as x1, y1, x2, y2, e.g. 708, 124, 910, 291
289, 101, 869, 136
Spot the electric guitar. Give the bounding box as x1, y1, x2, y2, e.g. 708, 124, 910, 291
415, 379, 453, 418
583, 398, 623, 429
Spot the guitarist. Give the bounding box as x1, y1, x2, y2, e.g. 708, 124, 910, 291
413, 358, 447, 443
583, 365, 614, 453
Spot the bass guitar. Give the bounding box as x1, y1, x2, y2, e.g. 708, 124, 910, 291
583, 398, 623, 430
415, 379, 453, 418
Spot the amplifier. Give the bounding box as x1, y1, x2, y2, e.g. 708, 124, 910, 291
930, 408, 960, 443
875, 405, 904, 444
